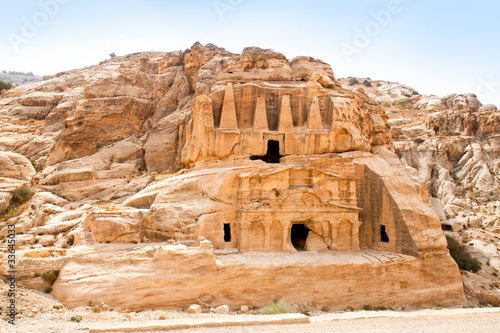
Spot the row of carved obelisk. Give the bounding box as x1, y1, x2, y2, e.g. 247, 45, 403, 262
219, 83, 325, 131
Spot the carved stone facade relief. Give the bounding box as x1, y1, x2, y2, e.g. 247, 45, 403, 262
199, 167, 362, 253
181, 83, 370, 166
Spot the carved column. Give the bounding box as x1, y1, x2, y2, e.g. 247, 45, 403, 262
263, 221, 272, 251
321, 221, 329, 238
351, 221, 362, 251
238, 221, 251, 252
329, 221, 340, 250
280, 221, 291, 251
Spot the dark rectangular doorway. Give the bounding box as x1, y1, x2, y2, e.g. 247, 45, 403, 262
224, 223, 231, 242
250, 140, 283, 163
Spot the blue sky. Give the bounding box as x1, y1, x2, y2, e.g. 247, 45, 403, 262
1, 0, 499, 105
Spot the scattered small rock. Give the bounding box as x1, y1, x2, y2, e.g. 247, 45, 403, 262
188, 304, 202, 314
54, 304, 64, 310
214, 305, 230, 314
31, 308, 39, 313
240, 305, 249, 313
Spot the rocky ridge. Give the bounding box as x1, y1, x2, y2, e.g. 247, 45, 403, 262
383, 98, 500, 306
339, 77, 482, 112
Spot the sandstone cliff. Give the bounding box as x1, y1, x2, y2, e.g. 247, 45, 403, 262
0, 43, 487, 311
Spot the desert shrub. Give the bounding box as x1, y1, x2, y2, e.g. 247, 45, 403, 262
395, 98, 414, 109
363, 80, 372, 87
374, 306, 388, 311
260, 300, 295, 315
71, 316, 82, 322
44, 287, 53, 294
43, 270, 59, 284
381, 101, 392, 108
446, 236, 481, 273
67, 234, 75, 246
3, 206, 15, 220
433, 106, 444, 111
0, 80, 12, 93
12, 186, 34, 205
459, 256, 482, 272
349, 78, 360, 86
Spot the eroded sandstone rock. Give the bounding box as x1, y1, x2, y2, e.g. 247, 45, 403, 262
0, 44, 467, 311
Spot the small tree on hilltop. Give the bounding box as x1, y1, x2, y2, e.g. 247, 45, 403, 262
349, 78, 360, 86
109, 53, 117, 58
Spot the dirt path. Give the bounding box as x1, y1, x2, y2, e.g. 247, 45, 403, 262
2, 308, 499, 333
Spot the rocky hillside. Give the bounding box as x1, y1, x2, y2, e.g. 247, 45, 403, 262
0, 71, 43, 86
0, 43, 499, 308
387, 105, 499, 306
339, 76, 499, 304
338, 77, 483, 112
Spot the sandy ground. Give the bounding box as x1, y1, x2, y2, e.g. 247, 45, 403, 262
171, 309, 500, 333
2, 307, 499, 333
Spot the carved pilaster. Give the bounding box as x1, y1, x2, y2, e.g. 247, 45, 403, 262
263, 221, 272, 251
280, 221, 292, 251
351, 221, 362, 251
349, 180, 357, 201
238, 221, 251, 251
329, 221, 340, 250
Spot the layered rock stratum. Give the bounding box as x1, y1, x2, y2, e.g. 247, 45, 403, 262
0, 43, 498, 312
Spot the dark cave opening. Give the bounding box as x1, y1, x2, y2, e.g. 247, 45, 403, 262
291, 224, 310, 251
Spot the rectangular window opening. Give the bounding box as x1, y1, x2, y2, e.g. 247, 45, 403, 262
224, 223, 231, 243
380, 225, 389, 243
